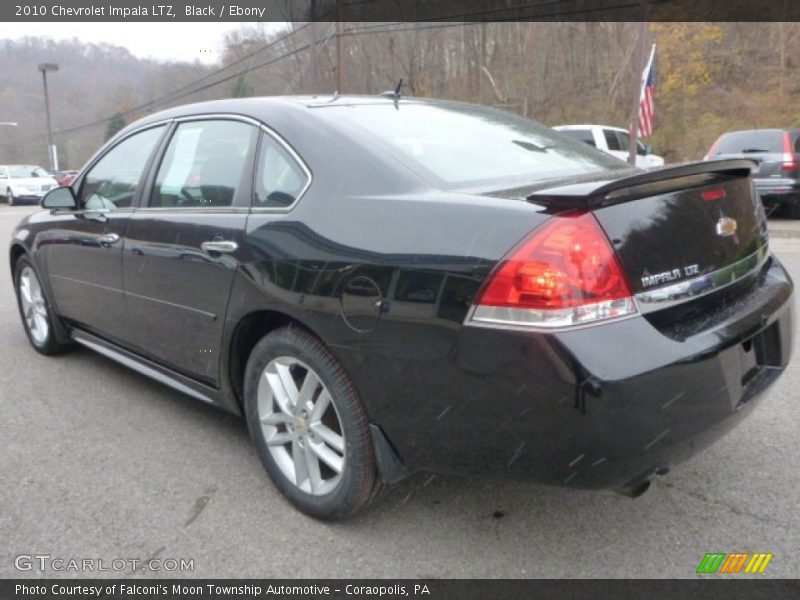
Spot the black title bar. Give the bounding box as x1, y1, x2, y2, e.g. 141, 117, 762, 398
3, 579, 800, 600
3, 0, 800, 22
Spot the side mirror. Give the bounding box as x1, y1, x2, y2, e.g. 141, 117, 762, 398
640, 144, 654, 156
42, 186, 78, 210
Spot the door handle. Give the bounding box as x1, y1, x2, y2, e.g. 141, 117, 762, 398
201, 240, 238, 254
98, 233, 120, 246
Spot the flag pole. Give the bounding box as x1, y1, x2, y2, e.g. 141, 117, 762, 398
628, 3, 651, 166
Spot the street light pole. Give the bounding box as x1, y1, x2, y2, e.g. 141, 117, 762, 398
38, 63, 59, 171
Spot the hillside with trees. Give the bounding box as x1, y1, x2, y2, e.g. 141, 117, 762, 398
2, 23, 799, 168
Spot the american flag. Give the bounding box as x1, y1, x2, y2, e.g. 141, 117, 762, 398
638, 45, 656, 137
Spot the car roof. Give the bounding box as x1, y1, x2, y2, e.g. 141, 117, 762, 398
554, 124, 627, 132
120, 95, 472, 135
720, 128, 800, 136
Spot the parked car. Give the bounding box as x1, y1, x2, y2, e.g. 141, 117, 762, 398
553, 124, 665, 168
704, 129, 800, 217
0, 165, 58, 205
10, 97, 793, 519
52, 169, 80, 187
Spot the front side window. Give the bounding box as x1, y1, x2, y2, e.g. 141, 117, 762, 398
253, 132, 309, 208
151, 120, 257, 208
79, 126, 165, 210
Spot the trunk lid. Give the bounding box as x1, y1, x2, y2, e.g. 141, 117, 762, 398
525, 159, 768, 298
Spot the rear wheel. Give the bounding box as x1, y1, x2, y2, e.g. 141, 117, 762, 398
788, 196, 800, 219
244, 326, 381, 519
14, 257, 72, 355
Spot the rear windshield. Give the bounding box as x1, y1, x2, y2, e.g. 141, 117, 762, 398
9, 166, 49, 178
325, 103, 625, 188
558, 129, 596, 147
716, 131, 783, 154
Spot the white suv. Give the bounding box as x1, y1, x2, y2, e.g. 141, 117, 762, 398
553, 125, 665, 168
0, 165, 59, 206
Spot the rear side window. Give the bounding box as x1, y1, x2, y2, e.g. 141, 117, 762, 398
253, 132, 309, 208
79, 125, 165, 210
558, 129, 596, 147
603, 129, 623, 151
151, 120, 257, 208
716, 131, 783, 154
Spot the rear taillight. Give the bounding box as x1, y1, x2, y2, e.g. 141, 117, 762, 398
704, 136, 722, 160
782, 132, 797, 172
469, 213, 637, 329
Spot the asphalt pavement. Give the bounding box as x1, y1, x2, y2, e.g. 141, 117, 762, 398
1, 205, 799, 579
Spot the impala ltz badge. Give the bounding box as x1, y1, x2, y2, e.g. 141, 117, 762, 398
716, 216, 738, 237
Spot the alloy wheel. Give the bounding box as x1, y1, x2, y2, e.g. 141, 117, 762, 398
19, 266, 49, 346
257, 356, 346, 496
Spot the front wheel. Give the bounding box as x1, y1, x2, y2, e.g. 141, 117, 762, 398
14, 257, 72, 355
244, 326, 382, 519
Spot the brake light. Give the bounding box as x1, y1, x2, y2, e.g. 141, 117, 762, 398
702, 188, 726, 201
704, 136, 722, 160
782, 132, 796, 172
470, 213, 636, 328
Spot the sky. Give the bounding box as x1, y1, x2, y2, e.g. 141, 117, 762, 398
2, 22, 286, 64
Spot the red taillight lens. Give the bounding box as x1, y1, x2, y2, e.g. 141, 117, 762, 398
782, 132, 797, 172
471, 213, 636, 328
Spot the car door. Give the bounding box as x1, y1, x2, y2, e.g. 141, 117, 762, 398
42, 124, 167, 343
122, 117, 258, 384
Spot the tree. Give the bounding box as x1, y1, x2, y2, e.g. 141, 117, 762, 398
104, 113, 127, 142
231, 75, 254, 98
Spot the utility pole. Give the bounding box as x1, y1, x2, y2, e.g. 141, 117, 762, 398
38, 62, 59, 171
627, 2, 649, 166
335, 0, 344, 93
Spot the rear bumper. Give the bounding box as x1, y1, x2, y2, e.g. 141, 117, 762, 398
361, 255, 793, 490
754, 177, 800, 199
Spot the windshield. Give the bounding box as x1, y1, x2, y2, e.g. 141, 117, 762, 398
9, 166, 50, 178
326, 103, 626, 188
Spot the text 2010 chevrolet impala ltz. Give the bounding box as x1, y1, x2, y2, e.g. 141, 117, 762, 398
10, 97, 793, 519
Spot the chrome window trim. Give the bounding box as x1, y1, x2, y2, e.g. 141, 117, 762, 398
125, 114, 312, 213
634, 243, 770, 314
249, 123, 313, 214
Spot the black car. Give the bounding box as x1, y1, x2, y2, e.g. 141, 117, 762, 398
705, 128, 800, 216
11, 97, 794, 519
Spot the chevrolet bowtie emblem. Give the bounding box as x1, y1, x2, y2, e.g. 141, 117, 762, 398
716, 217, 738, 237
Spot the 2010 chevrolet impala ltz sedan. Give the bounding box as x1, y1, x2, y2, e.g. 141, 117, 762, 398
10, 96, 794, 519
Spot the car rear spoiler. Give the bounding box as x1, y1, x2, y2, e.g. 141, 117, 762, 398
526, 159, 757, 210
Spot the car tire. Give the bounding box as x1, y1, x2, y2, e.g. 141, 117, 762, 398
7, 188, 15, 206
13, 256, 72, 355
788, 197, 800, 219
244, 325, 383, 520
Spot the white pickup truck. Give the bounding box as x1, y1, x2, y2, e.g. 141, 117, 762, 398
553, 124, 665, 168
